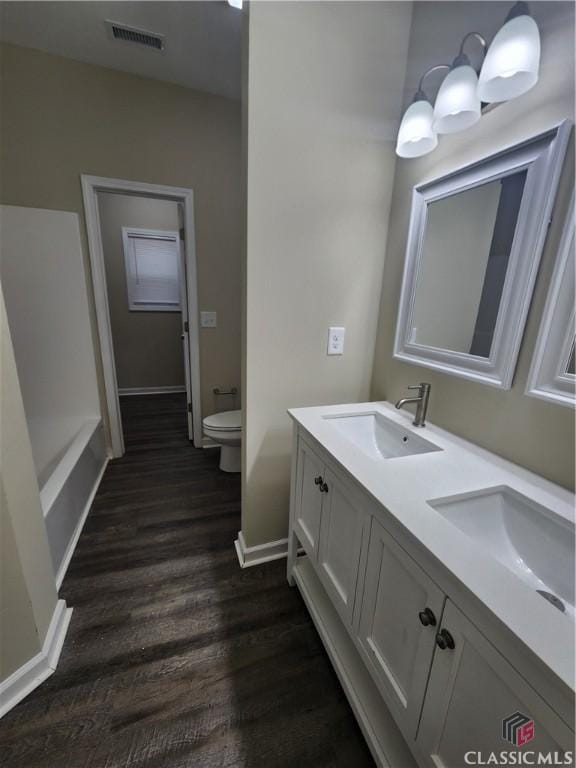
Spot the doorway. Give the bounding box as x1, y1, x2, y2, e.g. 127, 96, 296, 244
81, 176, 202, 457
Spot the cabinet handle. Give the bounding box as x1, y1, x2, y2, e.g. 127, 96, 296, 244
314, 475, 323, 486
320, 482, 329, 494
418, 607, 437, 627
435, 629, 455, 650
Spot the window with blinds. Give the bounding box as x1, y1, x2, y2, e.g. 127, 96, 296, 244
122, 228, 181, 312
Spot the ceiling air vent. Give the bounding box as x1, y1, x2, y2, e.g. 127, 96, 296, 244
105, 21, 165, 52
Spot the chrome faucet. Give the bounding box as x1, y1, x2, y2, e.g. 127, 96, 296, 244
395, 382, 431, 428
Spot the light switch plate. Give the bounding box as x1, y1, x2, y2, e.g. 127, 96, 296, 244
201, 311, 217, 328
327, 326, 345, 355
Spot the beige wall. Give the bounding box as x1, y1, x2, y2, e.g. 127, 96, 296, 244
371, 1, 575, 491
0, 43, 242, 425
0, 487, 40, 680
98, 194, 184, 390
243, 1, 413, 546
0, 284, 58, 682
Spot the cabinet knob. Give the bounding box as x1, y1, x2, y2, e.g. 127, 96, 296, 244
435, 629, 455, 650
320, 482, 329, 494
314, 475, 323, 486
418, 607, 437, 627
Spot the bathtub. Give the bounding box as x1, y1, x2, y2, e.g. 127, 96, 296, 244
40, 419, 108, 588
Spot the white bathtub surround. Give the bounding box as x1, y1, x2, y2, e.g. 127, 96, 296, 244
0, 599, 72, 719
287, 401, 574, 765
41, 420, 108, 588
0, 206, 102, 483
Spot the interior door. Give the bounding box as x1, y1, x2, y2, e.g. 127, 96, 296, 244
358, 517, 445, 738
178, 233, 194, 441
316, 467, 366, 627
417, 600, 575, 767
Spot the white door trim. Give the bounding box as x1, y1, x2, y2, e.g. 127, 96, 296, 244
81, 175, 203, 455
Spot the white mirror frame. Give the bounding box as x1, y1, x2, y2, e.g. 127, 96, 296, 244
394, 120, 572, 389
525, 190, 576, 408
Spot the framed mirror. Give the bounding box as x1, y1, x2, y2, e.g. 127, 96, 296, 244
526, 191, 575, 407
394, 121, 572, 389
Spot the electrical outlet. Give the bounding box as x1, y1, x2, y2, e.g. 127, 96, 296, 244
201, 311, 217, 328
327, 327, 345, 355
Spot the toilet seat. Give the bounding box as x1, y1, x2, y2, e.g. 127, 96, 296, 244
203, 410, 242, 433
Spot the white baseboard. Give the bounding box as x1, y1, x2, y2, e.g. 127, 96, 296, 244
54, 457, 109, 590
118, 386, 186, 396
202, 436, 219, 449
234, 530, 290, 568
0, 599, 72, 719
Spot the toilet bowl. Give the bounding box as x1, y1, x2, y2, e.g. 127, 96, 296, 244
203, 410, 242, 473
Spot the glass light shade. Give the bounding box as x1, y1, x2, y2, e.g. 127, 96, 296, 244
396, 100, 438, 158
478, 14, 540, 103
433, 65, 481, 134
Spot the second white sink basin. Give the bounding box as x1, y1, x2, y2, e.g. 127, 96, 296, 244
429, 486, 575, 618
324, 412, 442, 461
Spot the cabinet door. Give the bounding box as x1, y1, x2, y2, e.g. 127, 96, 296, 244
316, 468, 366, 626
294, 438, 325, 560
358, 517, 445, 737
417, 600, 574, 767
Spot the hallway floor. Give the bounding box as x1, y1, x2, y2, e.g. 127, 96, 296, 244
0, 394, 374, 767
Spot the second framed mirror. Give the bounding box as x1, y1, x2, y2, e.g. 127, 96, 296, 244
526, 191, 575, 407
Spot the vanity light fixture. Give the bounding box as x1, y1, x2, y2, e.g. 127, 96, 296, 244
227, 0, 243, 9
396, 2, 541, 157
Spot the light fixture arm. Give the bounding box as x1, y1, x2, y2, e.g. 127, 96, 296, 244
458, 32, 487, 57
453, 32, 488, 71
415, 64, 451, 102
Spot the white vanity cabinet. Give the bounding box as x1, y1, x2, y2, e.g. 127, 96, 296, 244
288, 425, 574, 768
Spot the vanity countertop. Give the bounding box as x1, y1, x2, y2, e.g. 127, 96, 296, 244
288, 401, 575, 693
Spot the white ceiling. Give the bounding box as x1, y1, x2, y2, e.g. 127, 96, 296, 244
0, 1, 242, 100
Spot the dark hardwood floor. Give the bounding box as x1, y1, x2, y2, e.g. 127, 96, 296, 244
0, 394, 374, 768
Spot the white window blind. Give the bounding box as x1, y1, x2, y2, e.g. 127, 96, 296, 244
122, 228, 181, 312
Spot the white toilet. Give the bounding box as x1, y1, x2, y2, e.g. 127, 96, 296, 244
202, 410, 242, 473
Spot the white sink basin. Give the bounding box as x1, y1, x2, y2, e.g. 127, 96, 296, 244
324, 412, 442, 461
429, 486, 575, 618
